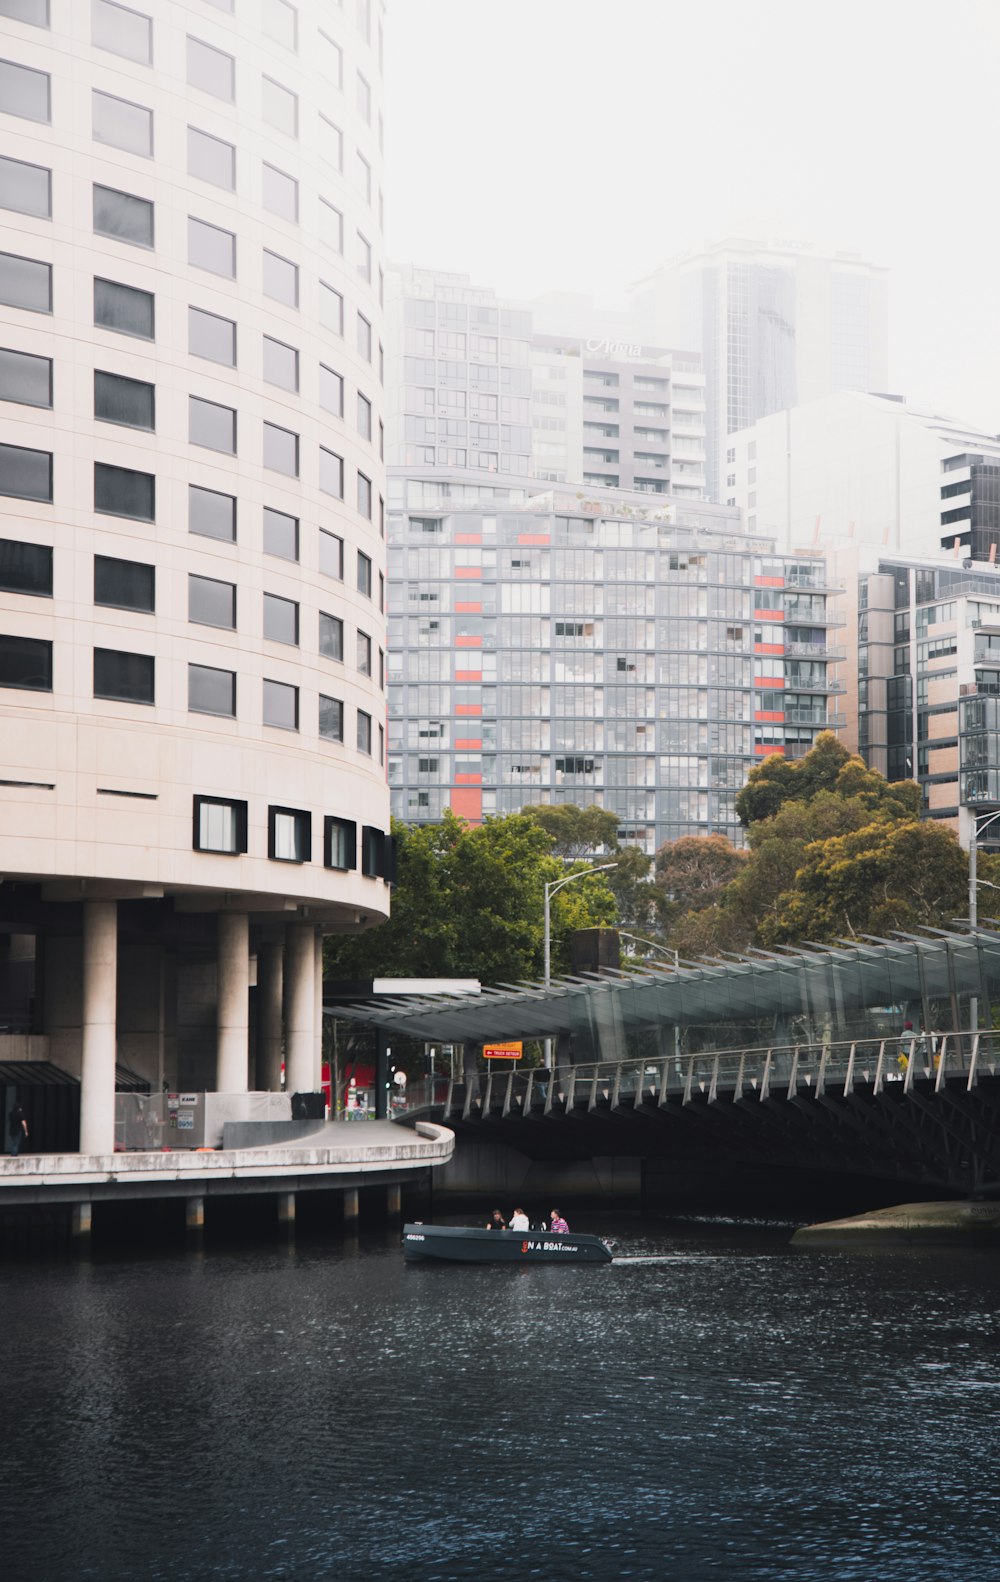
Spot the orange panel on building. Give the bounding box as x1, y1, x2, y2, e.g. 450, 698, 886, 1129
455, 737, 482, 749
755, 744, 785, 756
455, 704, 483, 716
754, 608, 784, 622
450, 788, 483, 821
755, 575, 785, 588
454, 533, 482, 545
454, 567, 482, 580
754, 643, 785, 656
455, 773, 482, 785
455, 635, 483, 648
754, 710, 785, 723
454, 670, 482, 683
755, 676, 785, 689
517, 533, 550, 545
455, 601, 482, 614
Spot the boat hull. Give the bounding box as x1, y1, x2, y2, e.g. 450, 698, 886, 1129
402, 1223, 613, 1264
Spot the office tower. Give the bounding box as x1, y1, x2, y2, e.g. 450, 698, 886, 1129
0, 0, 389, 1149
387, 471, 843, 854
631, 239, 889, 501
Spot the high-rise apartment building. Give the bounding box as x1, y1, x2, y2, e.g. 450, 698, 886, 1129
0, 0, 389, 1149
630, 239, 889, 502
939, 452, 1000, 564
387, 471, 843, 854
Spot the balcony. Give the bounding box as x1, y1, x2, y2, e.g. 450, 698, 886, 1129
785, 640, 847, 661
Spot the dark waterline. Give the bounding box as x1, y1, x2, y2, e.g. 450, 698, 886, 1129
3, 1214, 999, 1582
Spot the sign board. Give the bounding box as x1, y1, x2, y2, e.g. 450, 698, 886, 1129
484, 1042, 523, 1061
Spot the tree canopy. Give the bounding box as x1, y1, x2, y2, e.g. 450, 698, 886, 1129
735, 731, 920, 827
520, 803, 620, 859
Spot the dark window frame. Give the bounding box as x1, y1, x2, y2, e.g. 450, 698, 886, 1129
192, 793, 247, 854
268, 804, 311, 863
324, 814, 356, 870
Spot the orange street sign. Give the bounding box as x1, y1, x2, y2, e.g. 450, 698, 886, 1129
484, 1042, 523, 1060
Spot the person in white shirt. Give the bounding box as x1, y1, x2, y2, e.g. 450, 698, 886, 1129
509, 1207, 529, 1231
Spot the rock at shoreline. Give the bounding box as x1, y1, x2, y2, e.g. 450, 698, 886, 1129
792, 1199, 1000, 1248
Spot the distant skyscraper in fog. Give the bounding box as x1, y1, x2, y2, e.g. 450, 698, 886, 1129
630, 239, 889, 502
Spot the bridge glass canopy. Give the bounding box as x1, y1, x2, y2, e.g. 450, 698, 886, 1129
330, 926, 1000, 1059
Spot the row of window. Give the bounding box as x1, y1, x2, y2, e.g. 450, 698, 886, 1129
1, 0, 379, 52
0, 633, 384, 755
193, 795, 392, 883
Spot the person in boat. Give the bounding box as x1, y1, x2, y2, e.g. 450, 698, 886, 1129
549, 1209, 569, 1233
509, 1207, 529, 1231
486, 1209, 507, 1230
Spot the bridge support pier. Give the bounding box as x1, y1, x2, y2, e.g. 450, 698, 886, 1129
277, 1191, 296, 1228
70, 1200, 92, 1246
386, 1183, 401, 1217
342, 1187, 359, 1228
185, 1196, 205, 1233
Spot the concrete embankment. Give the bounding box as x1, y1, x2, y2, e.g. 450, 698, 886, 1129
792, 1199, 1000, 1249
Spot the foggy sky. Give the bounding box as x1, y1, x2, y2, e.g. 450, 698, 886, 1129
384, 0, 1000, 432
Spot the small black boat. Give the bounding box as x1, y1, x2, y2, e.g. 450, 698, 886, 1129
402, 1223, 613, 1264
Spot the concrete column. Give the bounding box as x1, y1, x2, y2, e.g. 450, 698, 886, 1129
256, 941, 284, 1092
70, 1201, 92, 1243
276, 1191, 296, 1226
216, 913, 249, 1094
285, 924, 315, 1098
343, 1186, 359, 1226
185, 1195, 205, 1231
313, 930, 325, 1095
79, 899, 118, 1156
386, 1183, 401, 1217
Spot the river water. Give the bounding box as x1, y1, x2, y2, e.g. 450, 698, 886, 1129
2, 1214, 999, 1582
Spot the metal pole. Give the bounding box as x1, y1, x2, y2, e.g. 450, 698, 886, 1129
543, 881, 552, 1073
541, 864, 615, 1076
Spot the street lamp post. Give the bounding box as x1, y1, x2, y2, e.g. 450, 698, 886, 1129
543, 863, 617, 1071
967, 807, 1000, 1033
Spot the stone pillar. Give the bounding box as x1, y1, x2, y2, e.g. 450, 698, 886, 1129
277, 1191, 296, 1226
79, 899, 118, 1155
313, 930, 325, 1095
70, 1201, 92, 1243
285, 924, 315, 1098
386, 1183, 401, 1217
343, 1187, 359, 1226
216, 912, 249, 1093
256, 940, 284, 1091
185, 1195, 205, 1231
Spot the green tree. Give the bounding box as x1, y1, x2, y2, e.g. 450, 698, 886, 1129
520, 803, 620, 859
735, 731, 920, 827
654, 834, 747, 921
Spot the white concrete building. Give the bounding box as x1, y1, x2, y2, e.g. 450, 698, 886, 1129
630, 239, 889, 502
0, 0, 389, 1151
726, 391, 1000, 556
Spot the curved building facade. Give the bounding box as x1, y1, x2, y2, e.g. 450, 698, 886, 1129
0, 0, 388, 1149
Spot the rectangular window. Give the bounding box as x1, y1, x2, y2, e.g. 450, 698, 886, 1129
189, 216, 236, 278
263, 677, 298, 730
190, 395, 236, 454
0, 633, 51, 691
262, 76, 297, 137
263, 506, 298, 561
319, 114, 343, 171
357, 313, 372, 361
262, 248, 297, 305
262, 162, 298, 222
0, 539, 51, 596
263, 335, 298, 391
357, 709, 372, 754
264, 0, 297, 49
357, 231, 372, 283
0, 252, 51, 314
0, 443, 51, 501
94, 554, 154, 612
357, 551, 372, 598
189, 484, 235, 542
355, 150, 371, 204
0, 58, 50, 122
357, 473, 372, 519
92, 90, 152, 155
93, 183, 152, 246
92, 1, 152, 65
319, 282, 343, 335
187, 36, 235, 101
357, 629, 371, 676
94, 647, 154, 704
319, 529, 343, 579
319, 696, 344, 744
320, 447, 343, 498
94, 461, 154, 521
356, 69, 371, 124
95, 370, 155, 430
263, 421, 298, 476
319, 610, 343, 659
0, 154, 50, 218
263, 591, 298, 645
318, 29, 343, 88
94, 277, 154, 339
269, 805, 310, 863
189, 665, 235, 718
193, 794, 246, 852
0, 346, 51, 407
324, 814, 356, 868
319, 365, 343, 415
188, 126, 235, 190
0, 1, 50, 24
189, 573, 235, 629
189, 305, 236, 366
357, 392, 372, 440
320, 198, 344, 254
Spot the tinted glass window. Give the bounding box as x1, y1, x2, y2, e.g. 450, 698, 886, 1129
92, 90, 152, 155
319, 282, 343, 335
320, 199, 343, 253
320, 364, 343, 415
270, 807, 309, 862
263, 592, 298, 645
319, 115, 343, 171
189, 306, 236, 366
94, 647, 154, 704
0, 154, 50, 218
263, 678, 297, 730
0, 58, 50, 122
319, 530, 343, 578
189, 484, 235, 541
0, 1, 50, 25
357, 313, 372, 360
94, 370, 154, 430
357, 630, 372, 675
319, 696, 343, 743
319, 611, 343, 660
357, 710, 372, 754
189, 217, 235, 277
0, 633, 51, 690
319, 447, 343, 498
188, 126, 235, 190
262, 249, 297, 305
358, 472, 372, 519
0, 539, 51, 596
93, 184, 153, 246
92, 1, 152, 64
0, 346, 51, 407
189, 573, 235, 628
187, 36, 235, 101
357, 551, 372, 597
263, 507, 297, 561
0, 443, 51, 501
94, 462, 154, 520
357, 393, 372, 439
189, 665, 235, 717
94, 554, 154, 611
262, 77, 297, 137
0, 252, 51, 313
94, 277, 154, 339
263, 0, 297, 49
263, 422, 297, 476
190, 396, 236, 453
263, 336, 297, 391
194, 795, 244, 850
